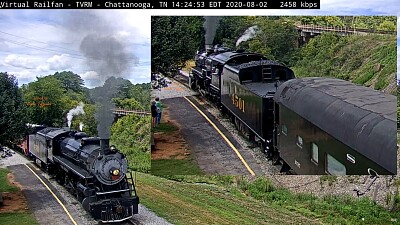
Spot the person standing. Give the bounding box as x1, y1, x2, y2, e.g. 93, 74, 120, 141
155, 97, 163, 125
151, 101, 158, 128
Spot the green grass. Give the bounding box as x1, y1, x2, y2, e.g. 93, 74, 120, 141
151, 159, 204, 175
0, 213, 39, 225
136, 174, 400, 225
137, 173, 323, 225
0, 168, 18, 192
153, 122, 178, 133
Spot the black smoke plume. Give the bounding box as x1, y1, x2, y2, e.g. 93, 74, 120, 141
203, 16, 221, 49
63, 11, 138, 139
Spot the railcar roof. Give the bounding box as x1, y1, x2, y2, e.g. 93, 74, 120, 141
243, 82, 279, 97
274, 77, 397, 174
211, 51, 266, 64
38, 127, 70, 139
230, 59, 284, 70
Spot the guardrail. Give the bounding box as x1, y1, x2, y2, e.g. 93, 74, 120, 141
296, 24, 396, 35
112, 109, 151, 116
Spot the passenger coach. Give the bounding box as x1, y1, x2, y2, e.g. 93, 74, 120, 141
273, 77, 397, 175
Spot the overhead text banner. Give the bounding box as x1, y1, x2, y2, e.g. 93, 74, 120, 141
0, 0, 320, 9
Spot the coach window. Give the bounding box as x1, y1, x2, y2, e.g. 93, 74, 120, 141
296, 135, 303, 149
311, 143, 318, 164
282, 125, 287, 136
326, 154, 346, 175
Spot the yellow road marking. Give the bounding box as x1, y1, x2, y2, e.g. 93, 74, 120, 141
183, 96, 256, 176
25, 164, 78, 225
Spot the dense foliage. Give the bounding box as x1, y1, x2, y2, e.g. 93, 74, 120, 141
111, 114, 151, 172
214, 17, 298, 66
292, 33, 396, 94
297, 16, 397, 31
0, 72, 28, 146
20, 75, 66, 127
113, 82, 151, 111
151, 16, 205, 75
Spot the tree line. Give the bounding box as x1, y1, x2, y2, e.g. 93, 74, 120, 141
151, 16, 397, 73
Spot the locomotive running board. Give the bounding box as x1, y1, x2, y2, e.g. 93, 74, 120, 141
96, 189, 130, 195
53, 156, 93, 179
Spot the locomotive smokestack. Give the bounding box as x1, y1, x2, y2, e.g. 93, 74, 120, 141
100, 139, 109, 154
205, 44, 213, 51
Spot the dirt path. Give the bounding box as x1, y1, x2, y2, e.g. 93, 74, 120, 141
151, 108, 191, 160
0, 173, 28, 213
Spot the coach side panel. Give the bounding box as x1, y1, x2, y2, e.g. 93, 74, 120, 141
276, 105, 393, 175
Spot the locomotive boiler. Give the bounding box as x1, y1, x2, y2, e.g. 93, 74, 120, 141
25, 127, 139, 223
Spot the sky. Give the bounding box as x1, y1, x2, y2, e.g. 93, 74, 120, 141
0, 1, 399, 88
0, 10, 151, 88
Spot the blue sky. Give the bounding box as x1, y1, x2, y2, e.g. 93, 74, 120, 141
0, 10, 151, 88
0, 2, 399, 87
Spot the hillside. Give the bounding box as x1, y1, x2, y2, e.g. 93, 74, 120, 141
292, 33, 397, 95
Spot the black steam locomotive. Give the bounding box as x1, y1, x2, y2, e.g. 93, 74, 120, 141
189, 45, 397, 175
22, 126, 139, 223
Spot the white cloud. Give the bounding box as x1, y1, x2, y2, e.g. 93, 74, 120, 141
8, 70, 35, 81
36, 64, 50, 72
35, 54, 71, 72
80, 71, 99, 80
46, 54, 71, 70
3, 54, 37, 69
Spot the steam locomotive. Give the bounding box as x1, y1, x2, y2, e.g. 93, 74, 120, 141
189, 45, 397, 175
21, 126, 139, 223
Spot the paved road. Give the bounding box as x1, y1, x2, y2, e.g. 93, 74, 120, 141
162, 96, 263, 175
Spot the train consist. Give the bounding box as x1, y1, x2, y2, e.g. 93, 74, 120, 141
189, 45, 397, 175
20, 125, 139, 223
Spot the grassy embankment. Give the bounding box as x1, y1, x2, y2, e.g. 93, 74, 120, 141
136, 173, 400, 225
151, 121, 204, 176
0, 168, 38, 225
292, 34, 396, 94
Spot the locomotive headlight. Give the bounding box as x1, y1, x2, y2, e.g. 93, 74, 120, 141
112, 169, 120, 176
110, 145, 117, 152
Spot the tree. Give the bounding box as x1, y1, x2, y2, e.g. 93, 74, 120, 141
21, 76, 66, 127
377, 20, 396, 31
214, 16, 252, 48
72, 103, 98, 136
112, 98, 144, 110
152, 16, 205, 75
53, 71, 85, 93
0, 72, 28, 146
116, 82, 151, 108
110, 114, 151, 172
247, 17, 298, 65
